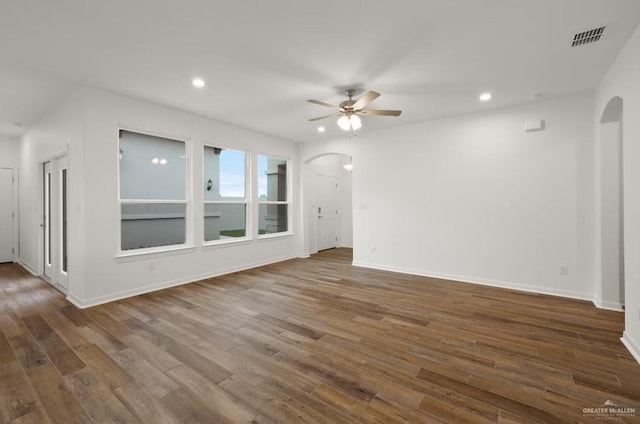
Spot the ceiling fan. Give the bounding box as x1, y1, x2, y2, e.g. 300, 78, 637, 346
307, 88, 401, 132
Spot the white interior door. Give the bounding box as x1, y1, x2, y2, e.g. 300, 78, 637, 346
317, 175, 338, 251
42, 156, 68, 289
0, 168, 14, 263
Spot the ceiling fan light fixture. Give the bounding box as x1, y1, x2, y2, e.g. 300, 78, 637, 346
337, 115, 351, 131
350, 115, 362, 130
309, 89, 400, 136
337, 114, 362, 131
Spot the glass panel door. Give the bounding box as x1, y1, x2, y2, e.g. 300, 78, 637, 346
42, 156, 69, 290
58, 156, 68, 288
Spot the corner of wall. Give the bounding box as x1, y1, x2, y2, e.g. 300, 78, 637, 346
621, 332, 640, 364
16, 259, 38, 276
594, 21, 640, 364
592, 297, 625, 312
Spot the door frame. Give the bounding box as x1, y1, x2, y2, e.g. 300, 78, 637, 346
0, 167, 15, 263
302, 152, 354, 257
38, 149, 69, 291
316, 174, 338, 251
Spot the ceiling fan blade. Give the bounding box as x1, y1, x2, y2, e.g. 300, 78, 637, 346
359, 109, 402, 116
307, 99, 339, 108
308, 113, 339, 122
352, 91, 380, 110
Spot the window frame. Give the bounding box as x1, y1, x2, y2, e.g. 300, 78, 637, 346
202, 144, 251, 246
116, 128, 193, 258
257, 153, 292, 239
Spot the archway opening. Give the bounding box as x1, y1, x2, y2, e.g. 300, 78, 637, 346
303, 153, 353, 256
598, 96, 624, 310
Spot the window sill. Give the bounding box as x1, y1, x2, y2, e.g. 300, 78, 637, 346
257, 232, 293, 241
202, 237, 253, 249
115, 245, 196, 262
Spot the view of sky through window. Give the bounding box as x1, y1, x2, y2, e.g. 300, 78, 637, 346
219, 149, 245, 198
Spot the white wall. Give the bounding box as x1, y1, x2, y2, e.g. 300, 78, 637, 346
70, 88, 299, 306
340, 94, 595, 300
0, 135, 19, 167
19, 90, 86, 294
597, 121, 624, 309
338, 160, 353, 249
18, 87, 300, 306
596, 22, 640, 362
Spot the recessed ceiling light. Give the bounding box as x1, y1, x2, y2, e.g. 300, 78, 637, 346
317, 126, 325, 133
192, 78, 205, 88
479, 92, 492, 102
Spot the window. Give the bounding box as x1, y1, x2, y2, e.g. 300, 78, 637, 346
258, 155, 289, 235
118, 130, 188, 251
62, 168, 67, 272
203, 146, 248, 242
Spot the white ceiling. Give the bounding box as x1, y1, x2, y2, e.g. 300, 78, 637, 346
1, 0, 639, 142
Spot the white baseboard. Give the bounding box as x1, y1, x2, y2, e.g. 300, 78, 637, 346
592, 298, 625, 312
67, 254, 298, 309
352, 261, 593, 303
16, 259, 38, 276
621, 331, 640, 364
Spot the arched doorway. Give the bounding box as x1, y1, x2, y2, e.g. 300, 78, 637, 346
597, 96, 624, 310
303, 153, 353, 256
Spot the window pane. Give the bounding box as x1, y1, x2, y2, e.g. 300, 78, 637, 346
204, 203, 247, 241
204, 146, 245, 200
62, 169, 67, 272
119, 130, 186, 200
258, 155, 287, 201
259, 204, 288, 234
45, 170, 51, 265
121, 203, 186, 250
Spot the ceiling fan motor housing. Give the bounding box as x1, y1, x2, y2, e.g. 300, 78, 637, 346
339, 100, 356, 113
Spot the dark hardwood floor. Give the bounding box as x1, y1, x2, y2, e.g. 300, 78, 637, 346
0, 248, 639, 423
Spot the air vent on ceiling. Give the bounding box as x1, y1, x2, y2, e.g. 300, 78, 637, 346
571, 26, 606, 47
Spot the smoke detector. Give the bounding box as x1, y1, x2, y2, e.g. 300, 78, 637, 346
571, 26, 606, 47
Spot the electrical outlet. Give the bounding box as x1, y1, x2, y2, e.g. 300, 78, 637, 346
559, 264, 568, 275
149, 261, 156, 270
371, 246, 376, 254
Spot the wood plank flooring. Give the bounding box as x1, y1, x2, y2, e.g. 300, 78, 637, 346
1, 248, 639, 423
